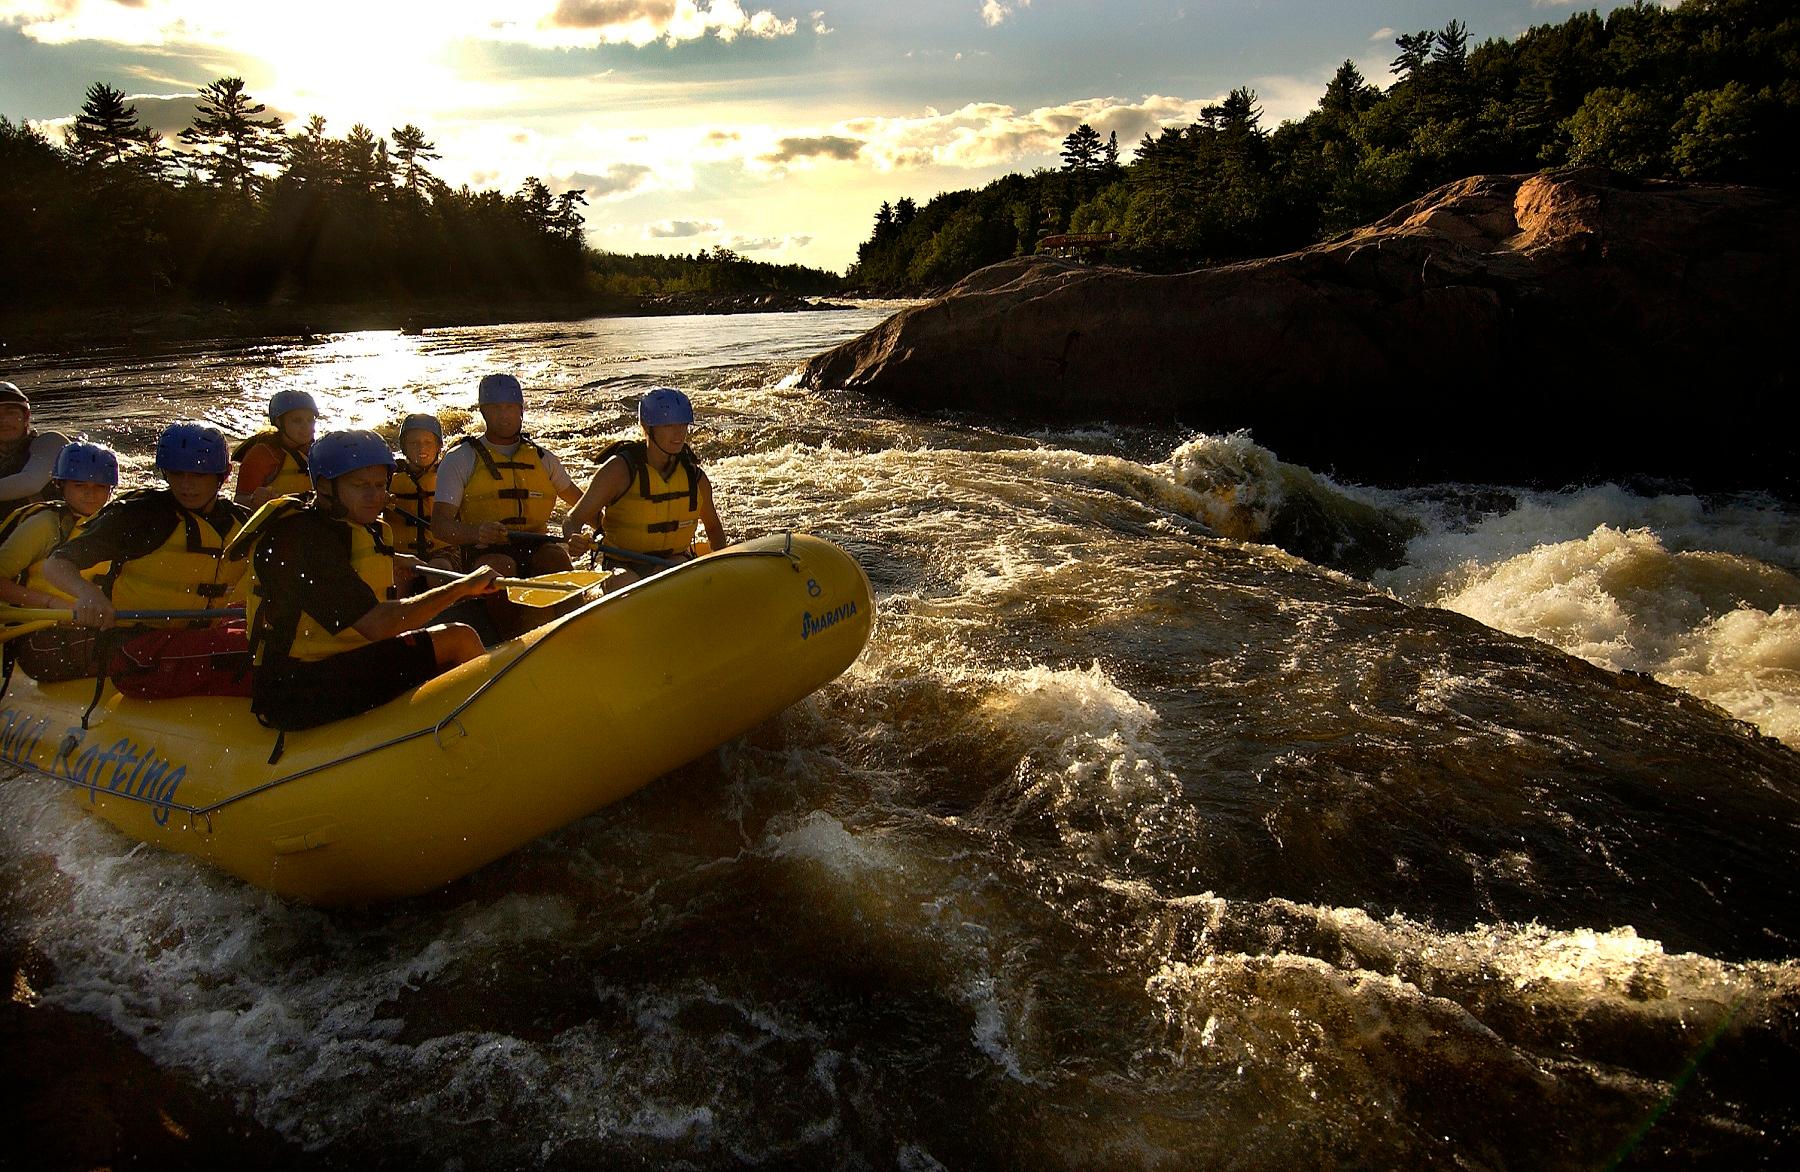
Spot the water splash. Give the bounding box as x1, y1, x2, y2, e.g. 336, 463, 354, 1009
1396, 523, 1800, 747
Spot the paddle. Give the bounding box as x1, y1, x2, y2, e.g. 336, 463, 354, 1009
387, 507, 682, 570
595, 545, 682, 570
0, 619, 58, 645
388, 507, 561, 545
0, 605, 242, 624
412, 564, 611, 608
0, 606, 242, 645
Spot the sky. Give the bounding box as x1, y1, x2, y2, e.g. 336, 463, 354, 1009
0, 1, 1667, 273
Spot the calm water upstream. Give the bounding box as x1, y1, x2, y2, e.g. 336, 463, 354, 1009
3, 308, 1798, 1168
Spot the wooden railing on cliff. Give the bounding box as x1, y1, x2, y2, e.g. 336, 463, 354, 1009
1036, 232, 1119, 260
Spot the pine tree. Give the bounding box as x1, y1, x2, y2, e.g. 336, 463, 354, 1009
67, 82, 159, 168
1061, 123, 1104, 171
283, 115, 338, 186
553, 188, 588, 240
1320, 61, 1377, 118
337, 123, 388, 193
1433, 20, 1470, 72
389, 124, 441, 197
515, 177, 555, 231
1391, 30, 1435, 80
179, 77, 285, 196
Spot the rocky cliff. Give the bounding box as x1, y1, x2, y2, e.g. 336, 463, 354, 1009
800, 170, 1799, 490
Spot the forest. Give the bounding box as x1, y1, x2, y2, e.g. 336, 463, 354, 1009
850, 0, 1799, 290
0, 79, 839, 317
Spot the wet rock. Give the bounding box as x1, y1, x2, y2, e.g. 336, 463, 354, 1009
799, 169, 1800, 493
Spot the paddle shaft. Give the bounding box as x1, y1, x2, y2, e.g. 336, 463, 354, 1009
389, 507, 561, 548
413, 565, 581, 591
0, 606, 242, 623
0, 619, 59, 645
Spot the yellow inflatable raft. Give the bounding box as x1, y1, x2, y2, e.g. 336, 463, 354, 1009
0, 533, 873, 904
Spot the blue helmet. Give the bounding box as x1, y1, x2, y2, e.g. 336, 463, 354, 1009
310, 430, 397, 487
400, 412, 443, 441
52, 440, 120, 486
639, 387, 694, 427
268, 389, 319, 424
155, 423, 230, 475
477, 374, 523, 405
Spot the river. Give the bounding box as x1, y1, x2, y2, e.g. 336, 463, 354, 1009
3, 308, 1797, 1168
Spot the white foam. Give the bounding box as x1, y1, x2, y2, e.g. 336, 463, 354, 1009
1158, 431, 1290, 538
768, 809, 894, 879
1380, 485, 1800, 747
962, 970, 1029, 1081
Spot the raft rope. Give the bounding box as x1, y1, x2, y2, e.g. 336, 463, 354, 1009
15, 540, 811, 822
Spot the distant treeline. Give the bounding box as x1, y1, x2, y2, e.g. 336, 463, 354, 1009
0, 78, 838, 314
587, 246, 843, 298
851, 0, 1799, 291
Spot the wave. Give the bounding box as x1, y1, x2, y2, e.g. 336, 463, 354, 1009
1379, 489, 1800, 748
1156, 432, 1421, 576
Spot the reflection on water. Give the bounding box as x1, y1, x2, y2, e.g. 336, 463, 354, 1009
3, 311, 1799, 1168
20, 308, 910, 480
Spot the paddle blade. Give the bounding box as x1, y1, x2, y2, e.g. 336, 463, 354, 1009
503, 571, 611, 607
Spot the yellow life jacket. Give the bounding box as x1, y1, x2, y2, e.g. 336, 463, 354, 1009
600, 440, 704, 558
0, 501, 110, 600
96, 490, 247, 614
234, 497, 397, 665
450, 435, 555, 533
388, 460, 449, 556
232, 432, 313, 497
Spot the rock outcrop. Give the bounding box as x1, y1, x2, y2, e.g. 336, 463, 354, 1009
800, 170, 1800, 491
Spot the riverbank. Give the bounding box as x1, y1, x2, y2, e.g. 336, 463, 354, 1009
0, 290, 853, 358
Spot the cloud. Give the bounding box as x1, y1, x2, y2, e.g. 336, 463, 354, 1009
1248, 70, 1367, 126
543, 0, 798, 46
645, 218, 721, 238
38, 89, 302, 147
728, 232, 813, 252
810, 9, 831, 36
832, 94, 1218, 173
980, 0, 1030, 29
124, 93, 213, 140
565, 163, 655, 197
550, 0, 677, 28
759, 134, 862, 163
1369, 27, 1395, 41
0, 0, 802, 52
